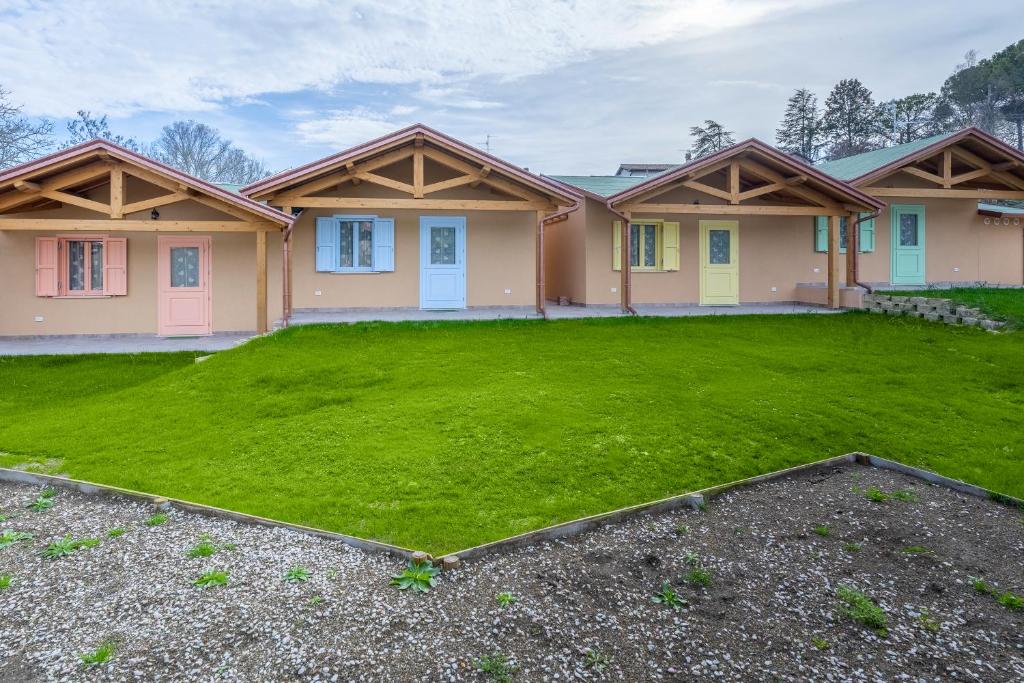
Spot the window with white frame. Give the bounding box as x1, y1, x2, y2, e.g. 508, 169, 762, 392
66, 238, 106, 294
315, 215, 395, 273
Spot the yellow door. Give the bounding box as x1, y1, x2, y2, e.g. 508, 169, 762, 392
699, 220, 739, 305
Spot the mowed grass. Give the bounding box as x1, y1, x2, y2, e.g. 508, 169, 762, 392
887, 287, 1024, 329
1, 313, 1022, 554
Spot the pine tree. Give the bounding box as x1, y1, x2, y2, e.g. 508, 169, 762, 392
689, 120, 735, 158
775, 88, 822, 162
880, 93, 939, 145
821, 78, 884, 160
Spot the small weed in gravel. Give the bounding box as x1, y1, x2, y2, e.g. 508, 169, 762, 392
892, 489, 918, 502
696, 501, 709, 512
42, 535, 98, 559
652, 580, 686, 609
685, 567, 712, 587
390, 559, 440, 593
583, 648, 612, 672
78, 640, 115, 667
684, 551, 700, 566
187, 539, 219, 558
145, 513, 168, 527
917, 609, 940, 633
837, 586, 888, 636
903, 546, 931, 555
193, 570, 229, 589
476, 653, 515, 682
843, 542, 862, 552
971, 577, 998, 596
864, 487, 889, 503
0, 530, 33, 549
39, 487, 57, 499
0, 574, 11, 589
26, 497, 54, 512
811, 635, 830, 650
674, 523, 688, 535
106, 528, 126, 539
813, 525, 830, 537
996, 592, 1023, 610
283, 565, 311, 583
496, 592, 518, 607
308, 595, 324, 606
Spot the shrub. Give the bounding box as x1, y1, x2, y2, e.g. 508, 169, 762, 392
79, 640, 115, 667
837, 586, 888, 636
390, 559, 440, 593
144, 513, 168, 527
652, 580, 686, 609
0, 530, 33, 549
193, 570, 229, 589
283, 565, 311, 583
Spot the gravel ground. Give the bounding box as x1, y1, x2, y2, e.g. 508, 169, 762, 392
1, 463, 1022, 682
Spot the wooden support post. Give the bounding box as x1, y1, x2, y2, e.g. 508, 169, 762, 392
621, 212, 632, 312
845, 212, 858, 289
110, 166, 124, 219
729, 161, 740, 204
536, 210, 546, 315
827, 214, 840, 309
282, 206, 293, 324
256, 229, 267, 334
942, 149, 952, 188
413, 137, 424, 198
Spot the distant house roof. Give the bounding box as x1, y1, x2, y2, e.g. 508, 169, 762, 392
815, 133, 954, 181
615, 163, 682, 177
978, 202, 1024, 216
545, 175, 650, 198
214, 183, 245, 194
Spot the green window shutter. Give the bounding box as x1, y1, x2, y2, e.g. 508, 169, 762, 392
662, 222, 680, 271
858, 213, 876, 252
612, 220, 622, 271
814, 216, 827, 252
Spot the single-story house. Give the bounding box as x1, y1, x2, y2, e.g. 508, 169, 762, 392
240, 124, 578, 322
815, 127, 1024, 289
546, 139, 885, 310
0, 140, 293, 337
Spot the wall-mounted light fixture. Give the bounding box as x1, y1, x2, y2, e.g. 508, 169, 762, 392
151, 209, 160, 220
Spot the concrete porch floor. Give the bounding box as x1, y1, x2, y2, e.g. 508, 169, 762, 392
0, 332, 254, 357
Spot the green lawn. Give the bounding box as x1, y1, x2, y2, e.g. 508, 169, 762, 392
886, 287, 1024, 329
1, 314, 1022, 554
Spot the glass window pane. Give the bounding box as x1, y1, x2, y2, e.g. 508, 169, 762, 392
899, 213, 918, 246
90, 242, 104, 291
68, 241, 85, 290
358, 221, 373, 268
709, 229, 730, 264
630, 224, 640, 267
170, 247, 200, 287
643, 225, 657, 267
839, 217, 848, 251
339, 223, 354, 268
431, 226, 456, 265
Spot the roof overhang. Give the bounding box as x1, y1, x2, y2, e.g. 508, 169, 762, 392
241, 123, 579, 210
608, 139, 884, 215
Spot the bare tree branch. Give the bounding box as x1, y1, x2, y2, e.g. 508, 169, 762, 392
0, 85, 53, 169
149, 120, 270, 184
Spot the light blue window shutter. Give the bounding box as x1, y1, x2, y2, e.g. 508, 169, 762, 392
858, 213, 876, 252
372, 218, 395, 272
316, 217, 338, 271
814, 216, 827, 252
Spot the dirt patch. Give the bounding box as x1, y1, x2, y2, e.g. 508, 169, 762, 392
0, 464, 1021, 681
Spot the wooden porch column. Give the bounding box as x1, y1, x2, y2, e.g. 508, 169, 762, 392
827, 214, 840, 309
536, 210, 546, 315
621, 211, 631, 312
845, 211, 859, 289
256, 229, 267, 333
282, 206, 293, 324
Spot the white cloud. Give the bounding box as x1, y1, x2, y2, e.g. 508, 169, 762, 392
293, 108, 415, 147
0, 0, 840, 117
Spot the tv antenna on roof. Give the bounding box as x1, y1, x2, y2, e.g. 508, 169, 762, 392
481, 134, 493, 154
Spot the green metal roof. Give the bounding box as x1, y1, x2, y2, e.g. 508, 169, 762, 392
546, 175, 649, 198
979, 202, 1024, 214
816, 133, 954, 181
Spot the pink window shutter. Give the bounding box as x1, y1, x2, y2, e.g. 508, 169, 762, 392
103, 237, 128, 295
35, 237, 59, 296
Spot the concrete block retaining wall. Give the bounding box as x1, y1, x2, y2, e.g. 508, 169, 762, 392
863, 294, 1006, 331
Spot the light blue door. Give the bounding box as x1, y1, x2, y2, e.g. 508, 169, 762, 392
419, 216, 466, 309
890, 205, 926, 285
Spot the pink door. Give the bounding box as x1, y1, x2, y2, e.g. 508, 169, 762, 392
158, 236, 212, 336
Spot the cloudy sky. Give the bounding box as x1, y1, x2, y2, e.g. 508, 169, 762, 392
0, 1, 1019, 175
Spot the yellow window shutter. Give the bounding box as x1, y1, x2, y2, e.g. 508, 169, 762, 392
612, 221, 622, 271
662, 222, 680, 271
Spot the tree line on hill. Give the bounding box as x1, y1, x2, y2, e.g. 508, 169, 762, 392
0, 90, 270, 184
690, 39, 1024, 163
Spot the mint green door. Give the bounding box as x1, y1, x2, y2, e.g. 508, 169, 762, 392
890, 205, 926, 285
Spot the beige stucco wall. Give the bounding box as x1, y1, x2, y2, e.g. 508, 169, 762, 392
289, 208, 537, 309
0, 181, 282, 336
543, 200, 588, 304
